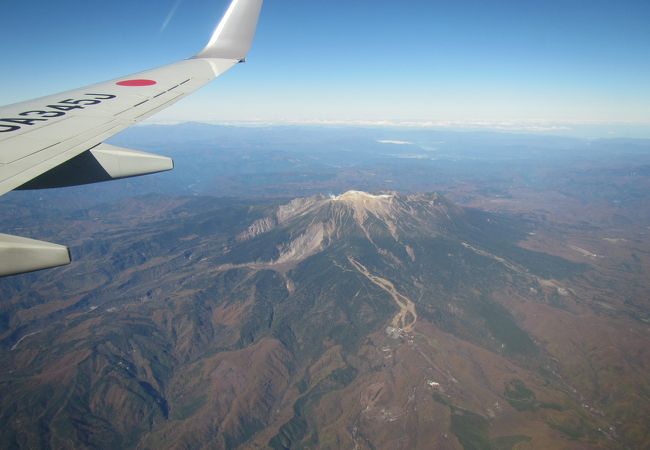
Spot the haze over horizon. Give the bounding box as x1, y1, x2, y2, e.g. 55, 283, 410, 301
1, 0, 649, 137
2, 2, 650, 446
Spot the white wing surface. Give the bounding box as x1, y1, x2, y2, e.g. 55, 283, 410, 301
0, 0, 263, 276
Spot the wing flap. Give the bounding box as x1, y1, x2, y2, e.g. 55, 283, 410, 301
0, 234, 71, 277
18, 144, 173, 189
0, 121, 126, 194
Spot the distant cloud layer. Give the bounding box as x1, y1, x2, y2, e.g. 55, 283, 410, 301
377, 140, 414, 145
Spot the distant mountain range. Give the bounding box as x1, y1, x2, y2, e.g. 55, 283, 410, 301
2, 190, 647, 449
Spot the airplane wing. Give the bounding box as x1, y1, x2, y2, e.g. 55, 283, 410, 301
0, 0, 263, 277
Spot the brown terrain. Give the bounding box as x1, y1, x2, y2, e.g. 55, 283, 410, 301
1, 146, 649, 449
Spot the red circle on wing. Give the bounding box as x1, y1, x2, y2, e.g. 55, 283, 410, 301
116, 79, 157, 87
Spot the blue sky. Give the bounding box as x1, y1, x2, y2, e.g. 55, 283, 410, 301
1, 0, 649, 134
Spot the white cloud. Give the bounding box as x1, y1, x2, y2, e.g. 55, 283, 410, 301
140, 117, 650, 139
376, 140, 413, 145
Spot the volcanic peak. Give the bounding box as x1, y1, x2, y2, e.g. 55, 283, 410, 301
330, 190, 397, 225
331, 190, 394, 202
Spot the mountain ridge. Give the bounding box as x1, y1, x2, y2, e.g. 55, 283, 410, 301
0, 191, 647, 449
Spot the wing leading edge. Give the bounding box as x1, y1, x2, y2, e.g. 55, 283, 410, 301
0, 0, 264, 277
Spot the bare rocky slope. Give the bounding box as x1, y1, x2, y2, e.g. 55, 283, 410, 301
0, 192, 648, 449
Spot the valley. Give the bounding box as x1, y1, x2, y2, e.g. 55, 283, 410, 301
1, 125, 649, 449
1, 189, 648, 449
348, 256, 417, 333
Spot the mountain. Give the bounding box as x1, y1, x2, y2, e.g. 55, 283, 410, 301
0, 191, 647, 449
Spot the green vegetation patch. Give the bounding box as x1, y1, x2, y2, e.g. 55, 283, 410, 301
504, 379, 536, 411
477, 299, 538, 356
172, 395, 207, 421
491, 435, 532, 450
501, 245, 586, 280
503, 379, 565, 412
548, 417, 589, 440
432, 391, 452, 407
451, 409, 492, 450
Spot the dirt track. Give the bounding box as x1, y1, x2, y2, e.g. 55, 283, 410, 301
348, 257, 417, 332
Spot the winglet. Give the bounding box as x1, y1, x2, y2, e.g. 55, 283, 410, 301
194, 0, 263, 61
